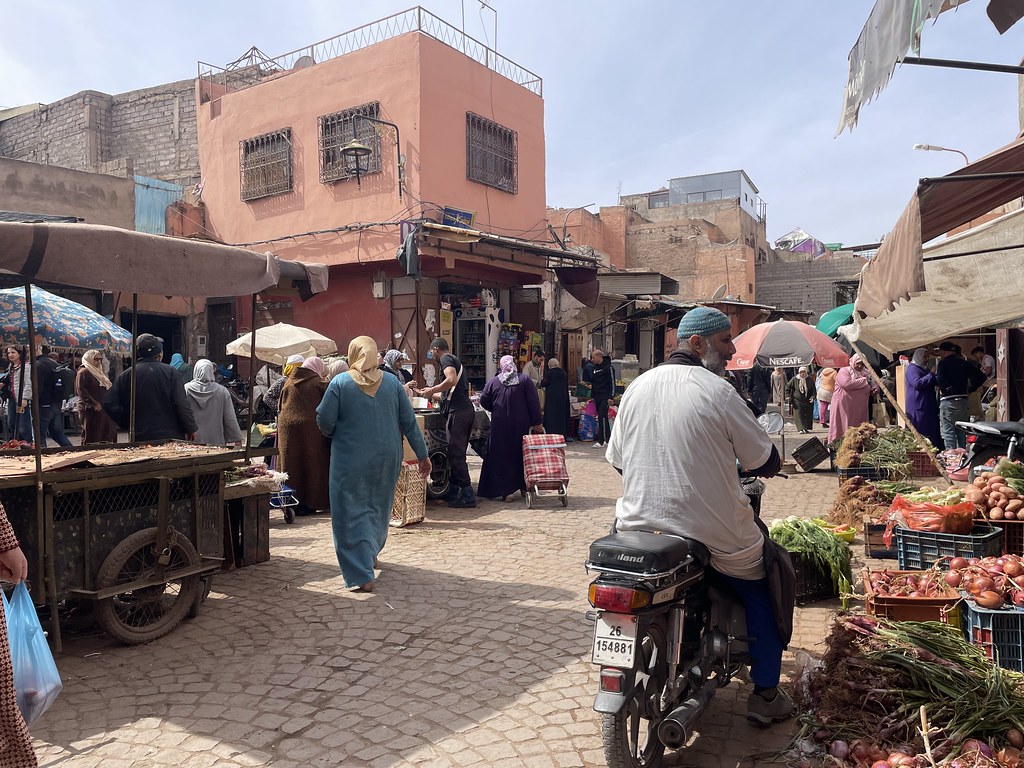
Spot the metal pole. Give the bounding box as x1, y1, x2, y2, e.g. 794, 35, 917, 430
244, 293, 258, 461
130, 294, 138, 442
903, 56, 1024, 76
22, 281, 43, 475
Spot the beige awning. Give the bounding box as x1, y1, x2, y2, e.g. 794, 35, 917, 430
845, 205, 1024, 354
856, 135, 1024, 319
0, 221, 328, 297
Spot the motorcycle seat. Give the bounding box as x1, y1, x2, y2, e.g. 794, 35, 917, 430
968, 420, 1024, 437
589, 530, 709, 574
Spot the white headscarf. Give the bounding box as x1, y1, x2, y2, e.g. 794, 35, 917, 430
911, 348, 929, 367
797, 366, 808, 395
81, 349, 111, 389
498, 355, 519, 386
184, 359, 218, 404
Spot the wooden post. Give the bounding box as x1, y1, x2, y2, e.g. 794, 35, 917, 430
244, 293, 258, 461
850, 341, 953, 485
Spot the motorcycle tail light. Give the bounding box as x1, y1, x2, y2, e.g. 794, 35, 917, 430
588, 583, 651, 612
600, 669, 624, 692
967, 435, 977, 444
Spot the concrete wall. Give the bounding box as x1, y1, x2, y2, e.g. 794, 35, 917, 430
0, 156, 134, 229
0, 79, 200, 187
754, 257, 866, 320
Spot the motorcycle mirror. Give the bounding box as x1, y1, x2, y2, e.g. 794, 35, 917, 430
757, 412, 785, 436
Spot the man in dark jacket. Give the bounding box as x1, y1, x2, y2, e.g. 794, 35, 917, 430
104, 334, 198, 441
587, 349, 616, 448
935, 340, 987, 449
35, 345, 73, 448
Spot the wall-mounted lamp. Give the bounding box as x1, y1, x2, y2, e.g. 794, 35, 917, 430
339, 115, 405, 199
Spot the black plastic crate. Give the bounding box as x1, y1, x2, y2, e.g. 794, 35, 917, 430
792, 437, 830, 472
961, 599, 1024, 672
895, 524, 1003, 571
836, 466, 891, 485
790, 551, 837, 605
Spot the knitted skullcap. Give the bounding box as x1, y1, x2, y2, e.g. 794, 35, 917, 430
676, 307, 731, 340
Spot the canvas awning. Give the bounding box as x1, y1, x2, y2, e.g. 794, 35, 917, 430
844, 205, 1024, 354
856, 135, 1024, 319
0, 221, 328, 297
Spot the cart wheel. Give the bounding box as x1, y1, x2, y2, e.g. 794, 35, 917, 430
561, 490, 569, 508
526, 491, 534, 509
94, 527, 201, 645
284, 507, 296, 524
426, 451, 450, 500
188, 575, 214, 620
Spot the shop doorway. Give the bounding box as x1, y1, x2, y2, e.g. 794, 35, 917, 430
207, 301, 236, 368
119, 311, 184, 363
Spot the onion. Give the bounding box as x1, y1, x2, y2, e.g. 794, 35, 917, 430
1009, 728, 1024, 749
829, 740, 849, 759
813, 727, 829, 742
950, 557, 970, 570
962, 738, 994, 757
887, 752, 916, 766
945, 571, 963, 587
851, 739, 872, 762
974, 577, 997, 592
871, 762, 892, 768
1007, 561, 1024, 578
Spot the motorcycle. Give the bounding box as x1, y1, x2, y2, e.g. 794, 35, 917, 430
956, 418, 1024, 475
585, 413, 781, 768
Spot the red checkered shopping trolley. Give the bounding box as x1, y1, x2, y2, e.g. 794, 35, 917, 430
522, 433, 569, 509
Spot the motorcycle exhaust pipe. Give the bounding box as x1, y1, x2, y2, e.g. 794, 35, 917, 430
658, 681, 717, 749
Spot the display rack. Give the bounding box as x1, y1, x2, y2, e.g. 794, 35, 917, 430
459, 318, 487, 390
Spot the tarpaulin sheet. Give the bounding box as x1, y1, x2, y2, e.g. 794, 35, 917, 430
844, 205, 1024, 354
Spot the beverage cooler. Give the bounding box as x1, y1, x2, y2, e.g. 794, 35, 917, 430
454, 307, 504, 392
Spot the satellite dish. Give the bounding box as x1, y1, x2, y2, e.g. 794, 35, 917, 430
711, 284, 728, 300
293, 55, 315, 70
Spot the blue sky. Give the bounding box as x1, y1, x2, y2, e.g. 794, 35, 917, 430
3, 0, 1023, 245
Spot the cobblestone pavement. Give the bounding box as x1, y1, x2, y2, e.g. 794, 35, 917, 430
32, 441, 849, 767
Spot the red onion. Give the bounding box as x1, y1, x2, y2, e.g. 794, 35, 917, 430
829, 740, 849, 759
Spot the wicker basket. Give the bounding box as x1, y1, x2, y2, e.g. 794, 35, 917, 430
391, 462, 427, 528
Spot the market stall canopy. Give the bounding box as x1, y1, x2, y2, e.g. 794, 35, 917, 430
837, 0, 1024, 134
727, 320, 850, 370
815, 303, 855, 338
225, 322, 338, 365
0, 285, 133, 353
0, 221, 328, 298
856, 135, 1024, 319
843, 205, 1024, 355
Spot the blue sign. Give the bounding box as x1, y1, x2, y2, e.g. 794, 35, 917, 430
442, 207, 476, 229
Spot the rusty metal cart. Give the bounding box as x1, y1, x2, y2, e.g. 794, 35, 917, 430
0, 443, 242, 648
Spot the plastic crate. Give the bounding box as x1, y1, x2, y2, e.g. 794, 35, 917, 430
895, 524, 1004, 571
862, 570, 960, 625
908, 451, 941, 478
961, 599, 1024, 672
790, 551, 838, 605
836, 466, 891, 486
989, 518, 1024, 555
863, 519, 898, 560
792, 437, 830, 472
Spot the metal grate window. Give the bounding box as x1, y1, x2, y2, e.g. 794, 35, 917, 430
318, 101, 382, 184
466, 112, 518, 194
239, 128, 293, 201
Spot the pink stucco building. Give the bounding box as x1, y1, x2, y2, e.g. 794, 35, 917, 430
196, 8, 593, 387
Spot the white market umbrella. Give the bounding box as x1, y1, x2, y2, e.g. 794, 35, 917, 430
226, 322, 337, 366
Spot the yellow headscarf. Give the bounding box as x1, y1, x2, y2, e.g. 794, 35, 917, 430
347, 336, 384, 397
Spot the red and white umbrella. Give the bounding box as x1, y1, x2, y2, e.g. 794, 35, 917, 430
727, 320, 850, 370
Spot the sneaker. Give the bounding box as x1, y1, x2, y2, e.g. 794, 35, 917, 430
592, 442, 604, 449
746, 688, 794, 727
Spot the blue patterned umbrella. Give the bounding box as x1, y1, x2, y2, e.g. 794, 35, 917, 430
0, 285, 132, 353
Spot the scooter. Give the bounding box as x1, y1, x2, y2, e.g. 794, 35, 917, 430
956, 419, 1024, 475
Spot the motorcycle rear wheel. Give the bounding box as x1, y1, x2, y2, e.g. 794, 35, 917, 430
602, 621, 669, 768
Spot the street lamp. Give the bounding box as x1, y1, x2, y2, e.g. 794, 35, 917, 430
339, 115, 405, 199
562, 202, 596, 245
913, 143, 970, 165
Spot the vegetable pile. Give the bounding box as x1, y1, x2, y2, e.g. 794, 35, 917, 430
831, 478, 928, 528
794, 614, 1024, 766
768, 516, 852, 597
865, 568, 958, 600
835, 424, 919, 479
0, 440, 32, 451
944, 555, 1024, 610
969, 462, 1024, 520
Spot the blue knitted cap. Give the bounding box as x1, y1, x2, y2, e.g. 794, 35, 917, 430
677, 307, 731, 340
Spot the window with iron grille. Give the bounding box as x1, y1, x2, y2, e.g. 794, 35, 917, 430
319, 101, 382, 184
466, 112, 518, 194
239, 128, 293, 201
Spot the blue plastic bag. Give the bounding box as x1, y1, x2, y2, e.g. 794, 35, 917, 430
578, 414, 596, 441
4, 582, 61, 727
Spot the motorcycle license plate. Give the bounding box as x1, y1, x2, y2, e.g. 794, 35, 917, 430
592, 613, 638, 667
